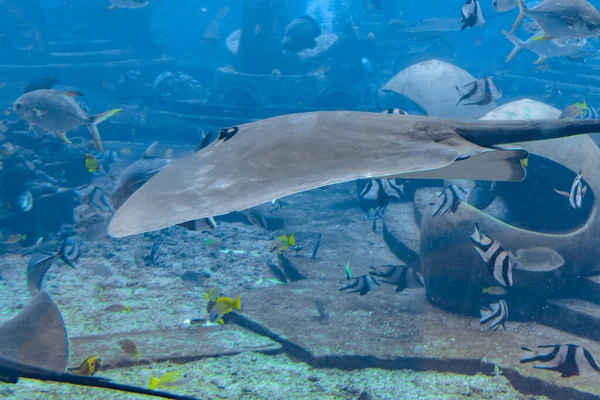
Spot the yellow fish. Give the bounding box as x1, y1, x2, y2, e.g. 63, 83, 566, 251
204, 287, 220, 301
209, 295, 241, 324
270, 233, 295, 253
85, 154, 98, 172
149, 370, 191, 390
74, 356, 101, 376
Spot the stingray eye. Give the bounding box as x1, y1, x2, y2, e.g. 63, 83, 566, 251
13, 102, 21, 111
588, 22, 597, 31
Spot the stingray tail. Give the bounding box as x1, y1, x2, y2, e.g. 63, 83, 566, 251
453, 119, 600, 147
86, 109, 122, 152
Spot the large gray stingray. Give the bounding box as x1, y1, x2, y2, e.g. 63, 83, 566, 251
108, 111, 600, 237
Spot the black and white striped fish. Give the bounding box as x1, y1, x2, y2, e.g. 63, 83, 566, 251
461, 0, 485, 31
358, 179, 404, 207
521, 344, 600, 378
369, 264, 425, 293
455, 77, 502, 107
470, 224, 514, 287
554, 169, 587, 209
430, 185, 468, 217
480, 299, 508, 331
339, 274, 380, 296
381, 108, 409, 115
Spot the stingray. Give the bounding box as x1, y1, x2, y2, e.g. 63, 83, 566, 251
108, 111, 600, 238
0, 291, 197, 399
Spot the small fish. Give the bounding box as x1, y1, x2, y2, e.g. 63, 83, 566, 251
365, 207, 384, 232
217, 126, 239, 142
108, 0, 149, 9
74, 356, 101, 376
25, 160, 36, 170
520, 344, 600, 377
511, 0, 600, 40
369, 264, 410, 293
134, 248, 145, 268
312, 233, 322, 259
345, 262, 353, 280
578, 106, 599, 120
512, 247, 565, 272
358, 179, 404, 208
461, 0, 485, 31
455, 77, 502, 107
149, 370, 191, 390
105, 304, 131, 313
85, 154, 99, 172
467, 181, 496, 210
554, 169, 587, 209
470, 224, 515, 288
430, 185, 468, 217
560, 101, 587, 119
315, 298, 329, 324
270, 198, 282, 212
382, 108, 409, 115
270, 233, 295, 253
209, 295, 241, 324
480, 299, 508, 331
2, 233, 26, 244
151, 242, 161, 265
492, 0, 517, 12
204, 216, 218, 230
502, 31, 591, 64
204, 287, 220, 302
482, 286, 508, 296
19, 190, 33, 212
266, 257, 288, 283
340, 275, 380, 296
118, 339, 140, 363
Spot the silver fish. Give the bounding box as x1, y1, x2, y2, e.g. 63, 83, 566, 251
511, 0, 600, 40
470, 224, 515, 288
108, 0, 148, 10
554, 169, 587, 209
480, 299, 508, 331
13, 90, 121, 152
513, 247, 565, 272
492, 0, 518, 12
456, 77, 502, 107
521, 344, 600, 377
502, 30, 591, 64
461, 0, 485, 31
431, 185, 468, 217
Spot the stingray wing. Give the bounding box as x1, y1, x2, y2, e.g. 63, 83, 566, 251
0, 291, 68, 373
108, 111, 528, 237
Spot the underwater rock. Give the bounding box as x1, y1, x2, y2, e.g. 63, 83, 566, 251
382, 202, 421, 269
420, 99, 600, 315
383, 59, 497, 119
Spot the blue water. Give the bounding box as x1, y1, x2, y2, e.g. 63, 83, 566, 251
2, 0, 600, 399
